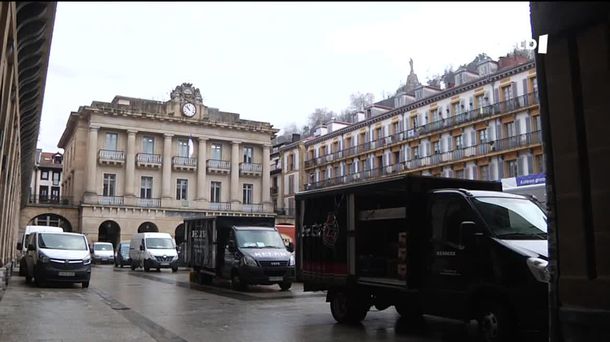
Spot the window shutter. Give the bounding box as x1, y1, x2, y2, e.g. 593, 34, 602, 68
523, 79, 529, 104
496, 123, 502, 140
527, 155, 534, 174
511, 82, 518, 98
498, 160, 504, 178
516, 119, 522, 135
447, 136, 452, 151
470, 131, 476, 147
494, 88, 499, 104
525, 117, 531, 134
469, 96, 474, 110
517, 156, 524, 176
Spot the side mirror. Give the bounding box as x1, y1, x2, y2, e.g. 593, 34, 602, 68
459, 221, 480, 247
16, 242, 22, 250
140, 245, 144, 251
27, 244, 35, 251
227, 240, 236, 253
287, 242, 294, 253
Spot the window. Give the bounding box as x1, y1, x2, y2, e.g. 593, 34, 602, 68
243, 146, 253, 164
375, 127, 382, 140
140, 176, 152, 199
392, 122, 399, 135
452, 102, 460, 115
106, 133, 118, 150
479, 129, 488, 144
507, 159, 518, 177
480, 165, 489, 181
39, 186, 49, 200
103, 174, 116, 196
430, 194, 473, 247
288, 154, 294, 171
288, 175, 295, 194
211, 143, 222, 160
502, 85, 513, 101
455, 135, 463, 149
41, 170, 48, 180
176, 179, 188, 200
476, 94, 485, 108
505, 122, 516, 138
534, 154, 544, 174
334, 166, 340, 177
412, 146, 419, 159
52, 172, 60, 185
177, 139, 189, 157
411, 116, 418, 129
243, 184, 253, 204
210, 181, 221, 203
455, 169, 465, 179
51, 187, 60, 201
143, 136, 154, 154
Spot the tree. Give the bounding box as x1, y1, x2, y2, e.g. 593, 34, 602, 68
307, 108, 336, 129
348, 92, 375, 112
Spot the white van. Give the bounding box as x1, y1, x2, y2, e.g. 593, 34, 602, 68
17, 225, 63, 276
129, 232, 179, 272
91, 242, 115, 264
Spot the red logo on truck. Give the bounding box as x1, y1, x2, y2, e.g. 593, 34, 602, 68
322, 213, 339, 248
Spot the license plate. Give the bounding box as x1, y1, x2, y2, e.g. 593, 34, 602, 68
58, 272, 75, 277
269, 276, 283, 281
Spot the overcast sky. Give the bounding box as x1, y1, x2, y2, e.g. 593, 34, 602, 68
38, 2, 532, 152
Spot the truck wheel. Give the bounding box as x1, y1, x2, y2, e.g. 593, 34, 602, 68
130, 263, 136, 271
279, 281, 292, 291
231, 271, 247, 291
476, 300, 515, 342
330, 291, 369, 324
35, 275, 45, 288
171, 266, 178, 273
144, 265, 150, 272
82, 281, 90, 288
19, 260, 26, 276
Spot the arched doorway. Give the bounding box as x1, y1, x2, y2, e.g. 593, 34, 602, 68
175, 224, 185, 245
28, 214, 73, 232
138, 222, 158, 233
98, 221, 121, 250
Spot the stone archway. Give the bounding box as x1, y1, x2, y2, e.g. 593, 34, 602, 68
98, 220, 121, 251
138, 222, 158, 233
175, 224, 185, 245
28, 214, 73, 232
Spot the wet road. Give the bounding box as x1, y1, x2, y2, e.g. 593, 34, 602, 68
0, 265, 478, 341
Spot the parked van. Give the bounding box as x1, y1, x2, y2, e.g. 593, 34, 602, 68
115, 241, 131, 268
129, 232, 179, 272
23, 231, 91, 288
91, 242, 115, 264
17, 225, 63, 276
184, 216, 295, 291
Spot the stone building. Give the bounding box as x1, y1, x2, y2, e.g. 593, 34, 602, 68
57, 83, 278, 248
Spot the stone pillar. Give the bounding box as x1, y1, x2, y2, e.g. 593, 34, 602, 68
125, 130, 137, 197
85, 126, 99, 194
197, 137, 208, 201
262, 144, 271, 206
231, 141, 241, 204
162, 133, 173, 199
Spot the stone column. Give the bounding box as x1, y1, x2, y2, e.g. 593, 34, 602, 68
162, 133, 173, 199
197, 137, 208, 201
125, 130, 137, 197
262, 144, 271, 206
85, 126, 99, 194
231, 141, 241, 205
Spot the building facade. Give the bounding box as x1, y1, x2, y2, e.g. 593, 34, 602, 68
57, 83, 278, 248
29, 149, 63, 205
302, 57, 541, 190
0, 2, 55, 271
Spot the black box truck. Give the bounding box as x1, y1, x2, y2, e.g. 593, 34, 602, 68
296, 175, 549, 341
184, 215, 296, 291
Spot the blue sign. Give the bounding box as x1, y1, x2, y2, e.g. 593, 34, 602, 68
516, 173, 546, 187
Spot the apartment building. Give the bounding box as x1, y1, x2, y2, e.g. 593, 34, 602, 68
57, 83, 278, 247
302, 55, 542, 192
29, 149, 63, 204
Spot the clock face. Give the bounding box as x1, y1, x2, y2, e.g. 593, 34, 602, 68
182, 103, 196, 117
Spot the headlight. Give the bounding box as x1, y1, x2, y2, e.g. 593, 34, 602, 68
241, 255, 258, 267
38, 252, 49, 263
289, 254, 295, 266
527, 257, 550, 283
83, 256, 91, 265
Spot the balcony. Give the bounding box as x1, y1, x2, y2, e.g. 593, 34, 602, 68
240, 163, 262, 177
242, 203, 263, 212
207, 159, 231, 175
137, 198, 160, 208
172, 156, 197, 172
98, 150, 124, 166
97, 196, 124, 206
270, 162, 282, 174
209, 202, 231, 211
303, 92, 539, 169
136, 153, 162, 169
28, 195, 73, 206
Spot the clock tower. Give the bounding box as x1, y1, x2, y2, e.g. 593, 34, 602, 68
169, 83, 205, 119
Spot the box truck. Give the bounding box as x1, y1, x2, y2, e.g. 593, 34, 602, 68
297, 175, 549, 341
184, 216, 295, 291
